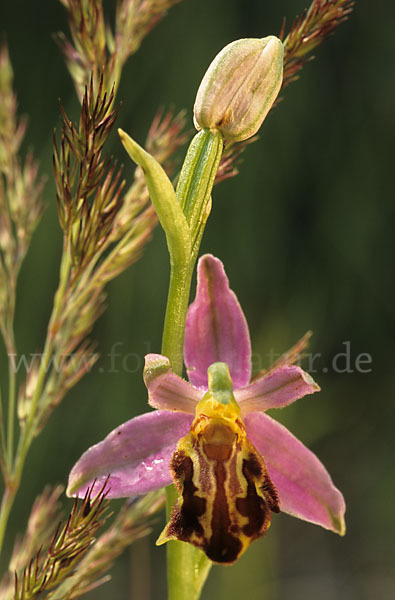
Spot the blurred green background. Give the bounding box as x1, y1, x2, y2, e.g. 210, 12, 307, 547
2, 0, 394, 598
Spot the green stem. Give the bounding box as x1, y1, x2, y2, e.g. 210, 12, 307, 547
161, 250, 213, 600
161, 260, 194, 377
165, 486, 212, 600
0, 389, 6, 464
5, 324, 17, 472
0, 487, 15, 556
0, 268, 18, 472
0, 247, 72, 556
161, 250, 211, 600
127, 125, 224, 598
162, 257, 213, 600
6, 358, 16, 469
160, 136, 224, 600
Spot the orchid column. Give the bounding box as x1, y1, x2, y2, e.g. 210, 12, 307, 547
111, 36, 283, 599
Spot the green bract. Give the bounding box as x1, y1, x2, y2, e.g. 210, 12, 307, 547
118, 128, 191, 265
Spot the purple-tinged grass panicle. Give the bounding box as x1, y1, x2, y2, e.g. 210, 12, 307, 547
6, 0, 189, 454
57, 0, 107, 100
0, 44, 45, 351
54, 77, 122, 274
57, 0, 183, 101
0, 484, 164, 600
145, 109, 190, 181
213, 136, 257, 185
52, 490, 165, 599
113, 0, 183, 61
37, 87, 188, 437
251, 331, 313, 380
0, 43, 45, 490
8, 486, 64, 574
280, 0, 355, 91
214, 0, 355, 181
10, 482, 110, 600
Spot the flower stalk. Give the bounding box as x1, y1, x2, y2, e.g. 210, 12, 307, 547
119, 126, 225, 596
162, 129, 223, 375
118, 31, 285, 599
156, 37, 282, 589
165, 484, 213, 600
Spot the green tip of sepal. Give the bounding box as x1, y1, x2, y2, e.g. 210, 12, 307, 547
156, 525, 171, 546
332, 513, 346, 537
143, 354, 171, 388
118, 128, 191, 264
66, 471, 88, 498
303, 370, 321, 392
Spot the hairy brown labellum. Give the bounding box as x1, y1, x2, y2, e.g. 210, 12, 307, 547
157, 413, 279, 564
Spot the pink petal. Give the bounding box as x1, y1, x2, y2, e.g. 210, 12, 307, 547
184, 254, 251, 389
235, 365, 320, 414
67, 410, 193, 498
244, 412, 346, 535
144, 353, 201, 413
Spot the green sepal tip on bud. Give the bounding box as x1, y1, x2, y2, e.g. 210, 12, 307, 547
118, 128, 191, 265
193, 36, 284, 142
176, 129, 223, 255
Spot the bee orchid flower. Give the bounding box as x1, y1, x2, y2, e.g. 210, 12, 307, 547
67, 254, 345, 563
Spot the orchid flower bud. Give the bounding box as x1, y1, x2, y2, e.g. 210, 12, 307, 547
193, 36, 283, 142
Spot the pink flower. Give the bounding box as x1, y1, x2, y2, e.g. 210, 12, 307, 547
67, 254, 345, 547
